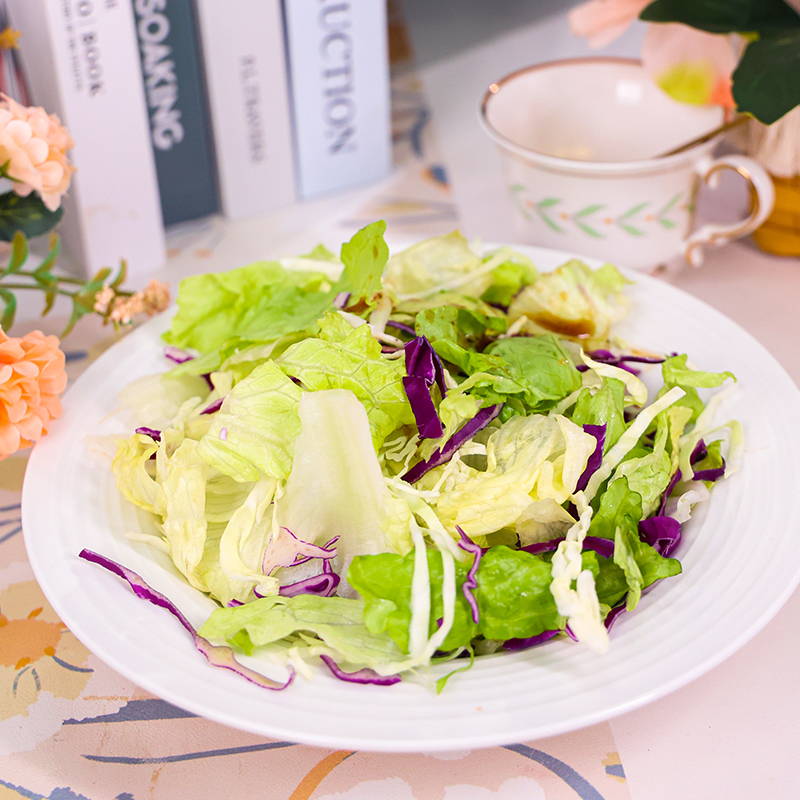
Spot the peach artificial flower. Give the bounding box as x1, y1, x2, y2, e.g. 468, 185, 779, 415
641, 24, 739, 110
570, 1, 738, 111
568, 0, 651, 49
0, 94, 75, 212
0, 328, 67, 458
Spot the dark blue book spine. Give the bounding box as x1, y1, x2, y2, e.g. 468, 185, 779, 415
132, 0, 219, 226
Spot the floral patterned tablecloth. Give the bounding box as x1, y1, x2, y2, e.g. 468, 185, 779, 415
0, 13, 635, 797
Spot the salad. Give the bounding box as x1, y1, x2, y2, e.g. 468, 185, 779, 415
85, 222, 741, 691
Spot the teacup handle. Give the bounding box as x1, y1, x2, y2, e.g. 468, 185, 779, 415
683, 154, 775, 267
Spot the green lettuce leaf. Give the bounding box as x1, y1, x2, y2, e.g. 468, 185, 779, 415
508, 259, 631, 347
589, 477, 681, 610
382, 230, 485, 298
480, 249, 538, 307
277, 389, 412, 580
197, 361, 303, 482
433, 413, 595, 540
334, 220, 389, 306
659, 354, 736, 422
570, 378, 627, 452
164, 261, 333, 352
348, 549, 478, 653
349, 544, 571, 651
276, 324, 413, 448
198, 595, 405, 667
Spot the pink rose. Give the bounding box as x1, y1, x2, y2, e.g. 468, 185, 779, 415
0, 95, 75, 212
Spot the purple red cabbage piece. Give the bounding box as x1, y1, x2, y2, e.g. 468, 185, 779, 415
386, 319, 416, 336
403, 337, 448, 439
576, 423, 606, 491
278, 571, 340, 598
135, 427, 161, 442
456, 526, 481, 624
503, 629, 560, 651
519, 536, 615, 560
638, 516, 682, 558
402, 403, 503, 484
577, 349, 667, 375
319, 654, 401, 686
604, 602, 627, 631
690, 439, 726, 482
659, 468, 682, 516
163, 346, 194, 364
201, 398, 223, 415
333, 291, 351, 309
78, 549, 294, 691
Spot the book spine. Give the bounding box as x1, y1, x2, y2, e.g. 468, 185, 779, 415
282, 0, 392, 200
7, 0, 166, 280
131, 0, 219, 226
193, 0, 295, 219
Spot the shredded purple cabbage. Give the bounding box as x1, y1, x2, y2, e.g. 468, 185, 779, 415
520, 535, 615, 560
690, 439, 707, 463
227, 599, 244, 607
403, 337, 448, 439
319, 654, 401, 686
456, 526, 481, 624
290, 536, 340, 567
690, 439, 725, 482
565, 622, 578, 642
576, 423, 606, 491
582, 349, 667, 375
201, 398, 223, 415
78, 549, 294, 691
402, 403, 503, 484
164, 346, 194, 364
279, 571, 340, 598
604, 602, 627, 631
693, 463, 725, 482
262, 528, 338, 575
639, 515, 682, 558
503, 629, 560, 651
403, 376, 444, 439
333, 291, 350, 309
660, 468, 682, 515
386, 319, 416, 336
135, 427, 161, 442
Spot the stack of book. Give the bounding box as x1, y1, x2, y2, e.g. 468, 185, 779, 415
6, 0, 392, 279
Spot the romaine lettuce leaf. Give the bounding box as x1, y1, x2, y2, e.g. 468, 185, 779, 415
589, 477, 681, 610
348, 549, 478, 654
164, 261, 333, 352
334, 220, 389, 306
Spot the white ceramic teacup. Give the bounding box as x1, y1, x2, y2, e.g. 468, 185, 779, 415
479, 57, 775, 271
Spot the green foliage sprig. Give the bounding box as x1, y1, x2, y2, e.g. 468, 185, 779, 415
0, 230, 130, 336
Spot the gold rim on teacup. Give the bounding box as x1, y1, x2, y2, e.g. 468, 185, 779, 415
479, 57, 727, 176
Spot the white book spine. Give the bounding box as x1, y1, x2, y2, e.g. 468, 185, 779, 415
7, 0, 166, 281
283, 0, 391, 200
194, 0, 296, 219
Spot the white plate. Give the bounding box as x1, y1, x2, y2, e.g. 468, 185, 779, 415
22, 245, 800, 752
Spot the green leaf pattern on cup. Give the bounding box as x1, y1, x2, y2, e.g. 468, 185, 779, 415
511, 186, 685, 238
